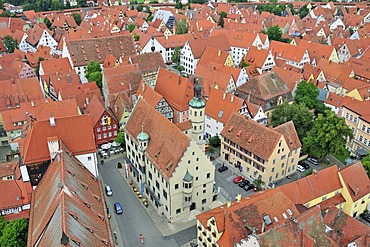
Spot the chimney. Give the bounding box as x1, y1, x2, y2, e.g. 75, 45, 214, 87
114, 104, 118, 113
129, 56, 132, 64
49, 116, 56, 127
313, 169, 318, 176
142, 82, 146, 93
47, 137, 59, 159
129, 82, 132, 91
218, 50, 221, 56
231, 95, 234, 103
227, 201, 231, 208
85, 97, 89, 105
223, 92, 226, 100
30, 100, 35, 107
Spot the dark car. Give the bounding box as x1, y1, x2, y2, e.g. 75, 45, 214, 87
301, 162, 310, 169
218, 165, 228, 173
238, 180, 250, 188
243, 184, 255, 191
114, 202, 123, 214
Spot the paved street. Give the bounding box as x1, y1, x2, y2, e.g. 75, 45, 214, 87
98, 156, 195, 247
214, 161, 255, 201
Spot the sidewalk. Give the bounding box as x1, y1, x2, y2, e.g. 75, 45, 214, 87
115, 161, 225, 238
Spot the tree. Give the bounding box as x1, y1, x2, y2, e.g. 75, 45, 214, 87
44, 17, 52, 29
0, 218, 28, 247
219, 11, 227, 19
271, 102, 314, 141
218, 16, 224, 28
72, 13, 82, 26
303, 110, 353, 158
266, 25, 283, 42
175, 0, 182, 9
136, 4, 143, 12
51, 0, 63, 10
209, 136, 221, 148
172, 47, 181, 64
115, 130, 125, 147
175, 19, 189, 35
362, 153, 370, 178
85, 61, 102, 88
128, 23, 136, 32
253, 178, 264, 191
294, 80, 320, 110
3, 35, 17, 53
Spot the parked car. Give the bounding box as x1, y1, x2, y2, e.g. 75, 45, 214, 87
301, 162, 310, 169
105, 185, 113, 196
307, 158, 319, 165
233, 176, 245, 184
238, 180, 250, 188
218, 165, 228, 173
243, 184, 255, 191
297, 165, 305, 173
114, 202, 123, 214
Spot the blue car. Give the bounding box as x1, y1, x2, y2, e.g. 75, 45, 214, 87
114, 203, 123, 214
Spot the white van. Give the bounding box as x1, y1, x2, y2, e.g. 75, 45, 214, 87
297, 165, 305, 173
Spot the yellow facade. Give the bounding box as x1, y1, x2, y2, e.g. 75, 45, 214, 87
304, 189, 343, 209
329, 49, 340, 63
345, 89, 363, 101
224, 54, 234, 67
197, 217, 222, 247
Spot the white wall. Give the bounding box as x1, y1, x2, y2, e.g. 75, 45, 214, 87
76, 152, 98, 176
205, 115, 224, 137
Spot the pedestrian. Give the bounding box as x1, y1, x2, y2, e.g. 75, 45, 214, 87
140, 233, 145, 244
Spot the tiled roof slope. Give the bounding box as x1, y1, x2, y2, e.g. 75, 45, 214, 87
221, 113, 282, 160
339, 161, 370, 202
124, 98, 190, 180
205, 89, 244, 125
27, 143, 113, 246
273, 121, 302, 151
22, 115, 96, 164
187, 34, 230, 58
323, 206, 370, 247
120, 52, 165, 72
66, 34, 135, 67
279, 166, 342, 205
154, 68, 194, 112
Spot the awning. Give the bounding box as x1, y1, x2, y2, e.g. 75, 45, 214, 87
356, 148, 368, 156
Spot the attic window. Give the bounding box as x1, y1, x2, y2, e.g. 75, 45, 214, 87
98, 215, 105, 221
69, 212, 78, 220
67, 170, 75, 177
227, 126, 233, 133
218, 110, 224, 119
86, 227, 94, 233
94, 195, 101, 202
81, 183, 88, 190
236, 130, 242, 137
84, 202, 91, 208
102, 240, 109, 246
71, 239, 81, 246
166, 161, 173, 171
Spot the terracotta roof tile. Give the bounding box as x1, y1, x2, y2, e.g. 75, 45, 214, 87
269, 40, 308, 63
211, 29, 260, 49
120, 52, 165, 72
0, 179, 32, 216
66, 34, 135, 67
124, 98, 190, 180
25, 46, 53, 68
27, 143, 113, 246
40, 57, 73, 76
136, 83, 163, 107
323, 206, 370, 246
175, 120, 192, 131
154, 68, 194, 112
279, 166, 342, 205
271, 66, 303, 92
187, 34, 230, 58
22, 115, 96, 165
156, 33, 194, 48
339, 161, 370, 202
198, 46, 231, 67
0, 160, 19, 179
221, 113, 283, 160
205, 89, 244, 124
273, 121, 301, 151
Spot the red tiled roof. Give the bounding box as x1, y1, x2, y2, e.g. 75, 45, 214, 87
205, 89, 243, 125
154, 68, 193, 112
22, 115, 96, 165
0, 179, 32, 214
279, 166, 342, 205
175, 120, 192, 131
221, 113, 283, 160
40, 57, 73, 76
339, 161, 370, 202
198, 46, 231, 67
187, 34, 230, 59
124, 98, 190, 180
324, 206, 370, 246
27, 143, 113, 246
273, 121, 302, 151
269, 40, 308, 63
136, 83, 163, 107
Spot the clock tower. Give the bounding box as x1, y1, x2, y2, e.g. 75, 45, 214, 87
188, 83, 206, 144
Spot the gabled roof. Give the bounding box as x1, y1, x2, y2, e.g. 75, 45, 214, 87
271, 66, 303, 92
187, 34, 230, 59
27, 143, 113, 246
323, 206, 370, 246
120, 52, 165, 72
205, 89, 243, 125
0, 159, 20, 179
40, 57, 73, 76
124, 99, 190, 180
154, 68, 194, 112
339, 161, 370, 202
25, 45, 52, 68
221, 113, 283, 160
156, 33, 194, 48
269, 40, 308, 63
212, 29, 260, 49
136, 83, 163, 108
279, 166, 342, 205
273, 121, 302, 151
242, 46, 270, 68
22, 115, 96, 165
65, 34, 135, 67
198, 46, 230, 67
0, 179, 32, 218
84, 94, 113, 126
